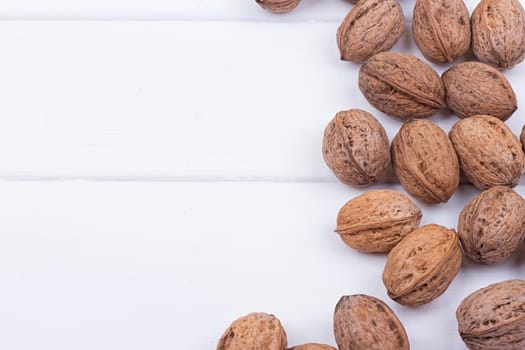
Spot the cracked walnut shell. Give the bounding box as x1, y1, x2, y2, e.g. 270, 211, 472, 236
336, 189, 422, 253
337, 0, 405, 62
472, 0, 525, 69
449, 115, 525, 190
334, 294, 409, 350
412, 0, 471, 64
442, 61, 517, 121
217, 312, 287, 350
391, 119, 460, 204
322, 109, 390, 187
457, 279, 525, 350
359, 52, 446, 120
382, 224, 462, 306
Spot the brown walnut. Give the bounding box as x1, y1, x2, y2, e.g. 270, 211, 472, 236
391, 119, 459, 204
322, 109, 390, 186
458, 186, 525, 264
358, 52, 446, 120
336, 189, 422, 253
217, 312, 287, 350
382, 224, 462, 306
472, 0, 525, 69
442, 61, 517, 121
337, 0, 405, 62
457, 279, 525, 350
333, 294, 409, 350
255, 0, 300, 13
412, 0, 471, 64
449, 115, 525, 190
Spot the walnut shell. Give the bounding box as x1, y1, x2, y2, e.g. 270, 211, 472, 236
322, 109, 391, 186
255, 0, 300, 13
391, 119, 460, 204
472, 0, 525, 69
333, 294, 409, 350
458, 186, 525, 264
442, 61, 517, 121
337, 0, 405, 62
336, 189, 422, 253
449, 115, 525, 190
412, 0, 471, 64
358, 52, 446, 120
456, 279, 525, 350
288, 344, 336, 350
382, 224, 462, 306
217, 312, 287, 350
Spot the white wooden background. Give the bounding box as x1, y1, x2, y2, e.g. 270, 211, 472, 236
0, 1, 523, 349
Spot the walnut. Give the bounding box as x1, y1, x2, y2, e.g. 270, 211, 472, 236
337, 0, 405, 62
412, 0, 471, 64
217, 313, 287, 350
383, 224, 462, 306
334, 294, 409, 350
458, 186, 525, 264
391, 119, 459, 204
255, 0, 300, 13
336, 189, 422, 253
359, 52, 446, 119
449, 115, 525, 190
322, 109, 390, 186
442, 61, 517, 121
471, 0, 525, 69
457, 279, 525, 350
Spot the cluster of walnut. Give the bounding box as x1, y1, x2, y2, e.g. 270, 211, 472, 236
323, 0, 525, 349
319, 0, 525, 348
217, 280, 525, 350
221, 1, 525, 349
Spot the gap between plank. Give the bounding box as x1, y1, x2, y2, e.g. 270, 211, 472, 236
0, 175, 343, 183
0, 17, 413, 23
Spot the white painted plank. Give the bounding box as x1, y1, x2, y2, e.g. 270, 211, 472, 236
0, 180, 522, 349
0, 21, 524, 181
0, 0, 487, 21
0, 0, 353, 21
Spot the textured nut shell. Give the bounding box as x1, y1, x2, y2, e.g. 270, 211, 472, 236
442, 62, 517, 120
288, 344, 336, 350
412, 0, 471, 63
255, 0, 300, 13
472, 0, 525, 69
337, 0, 405, 62
322, 109, 391, 186
391, 119, 459, 204
333, 294, 410, 350
449, 115, 525, 190
382, 224, 462, 306
359, 52, 446, 120
458, 186, 525, 264
217, 313, 287, 350
336, 190, 422, 253
456, 279, 525, 350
